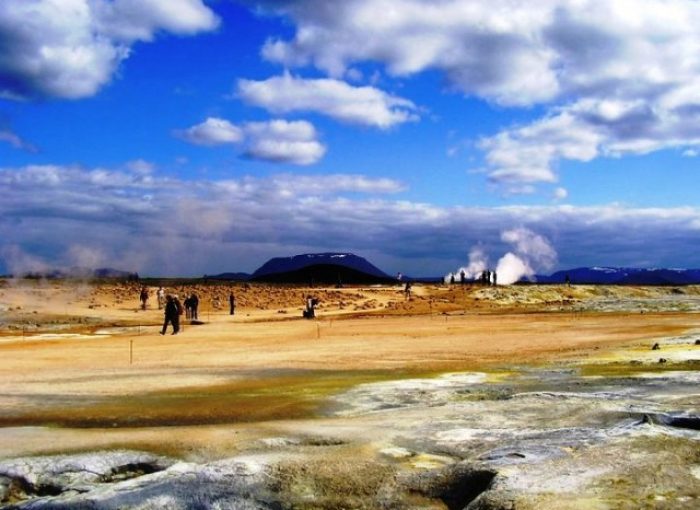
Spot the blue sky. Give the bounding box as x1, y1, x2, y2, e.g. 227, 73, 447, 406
1, 0, 700, 279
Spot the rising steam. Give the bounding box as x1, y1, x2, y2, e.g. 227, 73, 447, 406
444, 246, 489, 283
447, 228, 557, 285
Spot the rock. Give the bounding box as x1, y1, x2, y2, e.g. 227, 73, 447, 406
379, 447, 415, 460
0, 455, 281, 510
641, 412, 700, 431
0, 451, 175, 507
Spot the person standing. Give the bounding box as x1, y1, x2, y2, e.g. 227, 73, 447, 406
183, 295, 192, 320
190, 293, 199, 320
139, 287, 149, 310
156, 287, 165, 310
304, 295, 317, 319
161, 295, 180, 335
229, 292, 236, 316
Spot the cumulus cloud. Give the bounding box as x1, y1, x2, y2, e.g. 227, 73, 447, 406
242, 119, 326, 165
0, 0, 218, 100
177, 117, 326, 165
238, 73, 419, 128
2, 163, 700, 276
255, 0, 559, 105
480, 96, 700, 184
247, 0, 700, 186
176, 118, 244, 146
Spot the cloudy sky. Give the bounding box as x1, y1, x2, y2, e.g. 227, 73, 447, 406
2, 0, 700, 277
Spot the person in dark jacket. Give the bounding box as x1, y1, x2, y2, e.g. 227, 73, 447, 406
139, 287, 149, 310
190, 293, 199, 320
183, 295, 192, 319
161, 295, 180, 335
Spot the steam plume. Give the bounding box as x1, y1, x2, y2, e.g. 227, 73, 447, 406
496, 228, 557, 284
447, 228, 557, 285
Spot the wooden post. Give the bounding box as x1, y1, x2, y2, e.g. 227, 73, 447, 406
129, 339, 133, 365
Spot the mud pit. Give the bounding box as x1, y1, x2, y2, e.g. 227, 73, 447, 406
0, 281, 699, 508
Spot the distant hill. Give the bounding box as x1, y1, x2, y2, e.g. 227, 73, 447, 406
16, 267, 138, 280
535, 267, 700, 285
204, 272, 251, 281
251, 253, 394, 284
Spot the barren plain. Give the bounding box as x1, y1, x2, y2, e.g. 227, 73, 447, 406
0, 280, 698, 509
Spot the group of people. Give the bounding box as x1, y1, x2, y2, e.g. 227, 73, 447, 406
142, 286, 324, 331
448, 269, 498, 286
479, 269, 497, 286
183, 294, 199, 320
160, 292, 201, 334
138, 287, 241, 335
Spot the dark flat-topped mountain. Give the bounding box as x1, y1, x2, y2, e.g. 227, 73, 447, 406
535, 267, 700, 285
251, 253, 393, 284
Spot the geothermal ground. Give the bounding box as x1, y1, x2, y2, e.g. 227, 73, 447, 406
0, 280, 698, 509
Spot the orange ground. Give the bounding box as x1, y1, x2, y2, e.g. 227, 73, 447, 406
0, 280, 698, 458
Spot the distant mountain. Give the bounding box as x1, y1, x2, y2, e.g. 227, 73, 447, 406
204, 272, 251, 281
535, 267, 700, 285
251, 253, 393, 284
17, 267, 138, 280
93, 267, 138, 279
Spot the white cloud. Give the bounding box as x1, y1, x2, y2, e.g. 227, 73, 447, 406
248, 0, 700, 186
238, 73, 419, 128
479, 109, 603, 184
2, 163, 700, 276
267, 174, 406, 195
0, 0, 218, 100
93, 0, 219, 41
480, 95, 700, 184
176, 117, 244, 146
256, 0, 560, 106
242, 120, 326, 165
0, 129, 37, 152
553, 187, 568, 201
177, 118, 326, 165
125, 159, 156, 175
